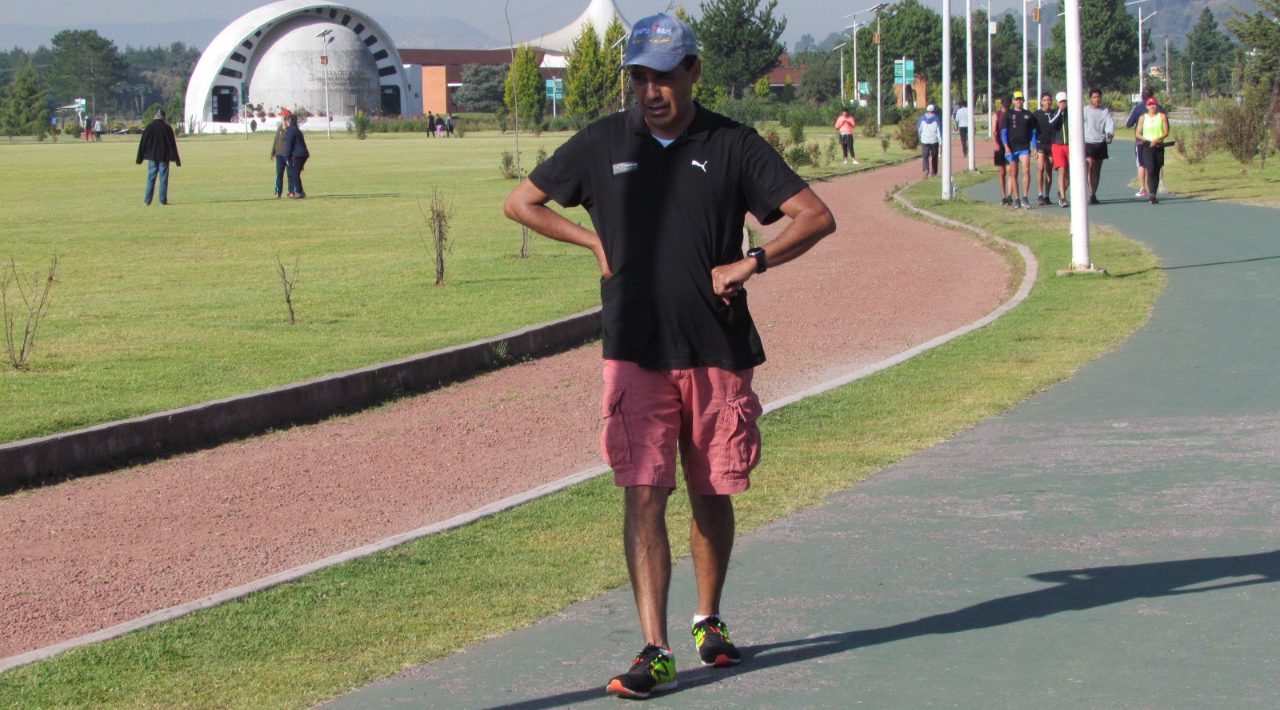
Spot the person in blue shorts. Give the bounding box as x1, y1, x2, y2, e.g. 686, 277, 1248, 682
1001, 91, 1038, 209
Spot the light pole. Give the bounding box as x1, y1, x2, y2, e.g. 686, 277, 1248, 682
316, 29, 333, 138
848, 5, 889, 126
1126, 0, 1157, 95
966, 0, 976, 171
1021, 0, 1028, 99
988, 0, 994, 138
1064, 0, 1096, 272
942, 0, 953, 199
1035, 0, 1043, 100
835, 40, 848, 105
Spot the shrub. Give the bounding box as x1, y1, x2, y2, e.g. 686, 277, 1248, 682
763, 129, 785, 154
784, 144, 812, 168
499, 151, 519, 179
787, 113, 806, 145
898, 112, 921, 150
353, 111, 371, 139
861, 121, 879, 138
807, 142, 822, 167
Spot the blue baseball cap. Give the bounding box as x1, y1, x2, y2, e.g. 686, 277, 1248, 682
622, 14, 699, 72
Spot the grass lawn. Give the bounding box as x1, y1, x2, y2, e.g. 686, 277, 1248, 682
0, 127, 917, 445
0, 169, 1165, 709
1162, 142, 1280, 208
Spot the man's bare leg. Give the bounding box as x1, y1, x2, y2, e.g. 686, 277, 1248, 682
689, 492, 735, 617
625, 486, 672, 649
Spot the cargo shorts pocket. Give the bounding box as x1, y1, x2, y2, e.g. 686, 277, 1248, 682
600, 388, 631, 469
715, 394, 763, 475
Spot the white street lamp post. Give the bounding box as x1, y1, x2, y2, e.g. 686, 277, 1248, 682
966, 0, 976, 171
1127, 0, 1157, 95
942, 0, 953, 199
988, 0, 995, 138
1064, 0, 1094, 271
1021, 0, 1028, 99
316, 29, 333, 139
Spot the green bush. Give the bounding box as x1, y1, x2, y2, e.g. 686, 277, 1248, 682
353, 111, 371, 139
898, 111, 921, 150
784, 144, 812, 167
786, 112, 806, 145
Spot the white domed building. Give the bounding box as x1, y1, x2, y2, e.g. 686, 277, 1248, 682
184, 1, 413, 133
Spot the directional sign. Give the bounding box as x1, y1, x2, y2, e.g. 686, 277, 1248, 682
545, 78, 564, 100
893, 59, 915, 85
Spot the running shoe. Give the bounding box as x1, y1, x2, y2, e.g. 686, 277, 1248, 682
1059, 198, 1069, 208
1001, 196, 1012, 207
1135, 189, 1148, 198
851, 159, 860, 164
1089, 195, 1100, 205
606, 645, 677, 699
1020, 197, 1032, 209
1150, 196, 1159, 205
692, 617, 742, 667
1038, 195, 1050, 206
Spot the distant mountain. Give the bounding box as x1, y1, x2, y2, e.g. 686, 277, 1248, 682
1147, 0, 1258, 48
0, 16, 502, 53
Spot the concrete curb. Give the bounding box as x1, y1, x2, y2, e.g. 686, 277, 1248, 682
0, 181, 1039, 673
0, 308, 601, 492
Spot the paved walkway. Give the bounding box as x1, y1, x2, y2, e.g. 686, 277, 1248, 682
326, 158, 1280, 708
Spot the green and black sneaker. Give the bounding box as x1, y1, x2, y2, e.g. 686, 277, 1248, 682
692, 616, 742, 667
606, 644, 677, 699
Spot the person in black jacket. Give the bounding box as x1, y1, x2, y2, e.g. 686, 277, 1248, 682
1033, 93, 1055, 205
135, 109, 181, 206
283, 114, 310, 199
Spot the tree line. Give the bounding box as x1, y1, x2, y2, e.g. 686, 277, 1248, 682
1, 29, 197, 139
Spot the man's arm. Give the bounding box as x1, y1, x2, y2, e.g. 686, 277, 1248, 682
504, 178, 611, 278
710, 186, 836, 298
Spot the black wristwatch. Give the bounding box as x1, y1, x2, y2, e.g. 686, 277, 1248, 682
746, 247, 767, 274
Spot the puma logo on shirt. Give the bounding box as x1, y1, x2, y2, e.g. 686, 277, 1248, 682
691, 160, 708, 173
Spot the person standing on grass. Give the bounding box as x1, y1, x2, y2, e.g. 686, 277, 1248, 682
993, 96, 1010, 206
136, 109, 181, 206
503, 13, 836, 700
917, 104, 941, 178
835, 108, 858, 164
270, 109, 292, 199
1001, 91, 1037, 209
1134, 97, 1169, 205
1082, 88, 1115, 205
283, 113, 309, 199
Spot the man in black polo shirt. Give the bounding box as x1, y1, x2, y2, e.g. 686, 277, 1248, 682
504, 13, 836, 700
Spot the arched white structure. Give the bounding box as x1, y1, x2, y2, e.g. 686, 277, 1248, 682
533, 0, 630, 53
184, 1, 411, 133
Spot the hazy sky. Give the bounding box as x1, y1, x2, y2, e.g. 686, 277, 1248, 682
1, 0, 1032, 50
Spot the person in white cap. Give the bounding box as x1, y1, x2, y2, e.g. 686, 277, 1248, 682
504, 12, 836, 699
917, 103, 941, 178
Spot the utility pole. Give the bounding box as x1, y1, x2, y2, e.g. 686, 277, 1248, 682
1021, 0, 1028, 99
942, 0, 953, 199
966, 0, 976, 171
988, 0, 994, 138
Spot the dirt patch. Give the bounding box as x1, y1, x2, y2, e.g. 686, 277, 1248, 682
0, 148, 1010, 660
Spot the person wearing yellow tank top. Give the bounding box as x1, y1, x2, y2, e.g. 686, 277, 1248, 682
1135, 98, 1169, 204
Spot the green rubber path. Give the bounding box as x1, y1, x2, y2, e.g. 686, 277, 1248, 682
324, 158, 1280, 709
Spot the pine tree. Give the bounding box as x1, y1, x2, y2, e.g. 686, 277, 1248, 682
504, 45, 546, 131
565, 24, 607, 123
2, 63, 48, 140
693, 0, 787, 99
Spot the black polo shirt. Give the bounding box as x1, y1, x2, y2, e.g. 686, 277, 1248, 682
530, 104, 807, 371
